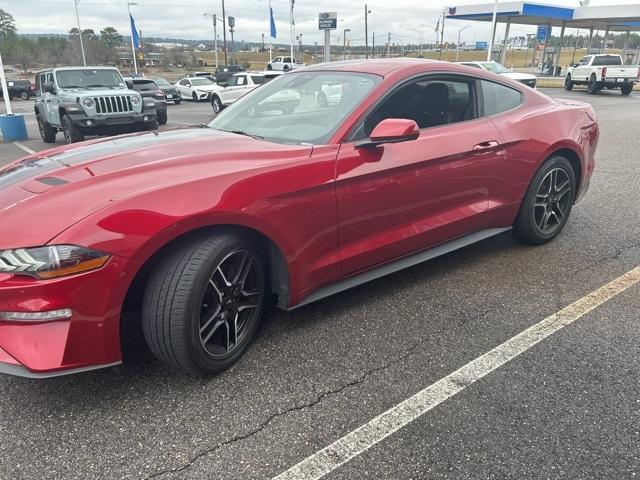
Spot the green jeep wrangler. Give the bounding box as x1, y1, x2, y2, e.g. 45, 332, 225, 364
34, 66, 158, 144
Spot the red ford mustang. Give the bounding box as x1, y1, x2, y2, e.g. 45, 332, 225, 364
0, 59, 598, 378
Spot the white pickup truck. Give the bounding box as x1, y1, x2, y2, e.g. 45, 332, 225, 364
266, 56, 304, 71
565, 54, 639, 95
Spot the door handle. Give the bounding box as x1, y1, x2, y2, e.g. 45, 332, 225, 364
472, 140, 500, 154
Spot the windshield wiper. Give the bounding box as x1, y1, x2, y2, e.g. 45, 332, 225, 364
227, 130, 264, 140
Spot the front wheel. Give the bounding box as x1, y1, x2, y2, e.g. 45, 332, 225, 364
564, 75, 574, 91
621, 83, 633, 96
513, 156, 576, 245
62, 115, 84, 143
211, 95, 223, 114
192, 92, 199, 102
142, 232, 267, 375
157, 111, 168, 125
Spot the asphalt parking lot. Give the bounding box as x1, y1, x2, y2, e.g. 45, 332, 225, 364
1, 88, 639, 479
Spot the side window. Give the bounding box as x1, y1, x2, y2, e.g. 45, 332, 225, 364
362, 76, 477, 137
481, 80, 522, 116
35, 74, 41, 93
226, 76, 237, 86
577, 56, 590, 66
284, 57, 292, 63
46, 73, 54, 85
236, 76, 246, 86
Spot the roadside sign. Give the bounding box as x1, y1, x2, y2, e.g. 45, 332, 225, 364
536, 25, 548, 42
318, 12, 337, 30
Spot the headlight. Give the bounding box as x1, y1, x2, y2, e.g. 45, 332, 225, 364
0, 245, 111, 279
130, 95, 141, 105
82, 97, 94, 108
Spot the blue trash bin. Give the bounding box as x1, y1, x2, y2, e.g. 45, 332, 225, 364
0, 114, 29, 142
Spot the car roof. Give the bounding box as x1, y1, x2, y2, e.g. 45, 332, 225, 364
300, 58, 450, 77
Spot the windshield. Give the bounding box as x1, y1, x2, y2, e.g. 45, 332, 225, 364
482, 62, 510, 74
210, 71, 381, 145
191, 78, 214, 86
56, 69, 124, 89
151, 77, 170, 86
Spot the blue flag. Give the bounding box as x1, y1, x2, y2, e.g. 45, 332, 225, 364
270, 6, 277, 38
130, 14, 140, 48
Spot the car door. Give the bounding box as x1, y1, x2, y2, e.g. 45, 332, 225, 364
572, 56, 591, 81
42, 72, 60, 126
335, 74, 506, 275
228, 74, 251, 102
219, 74, 238, 103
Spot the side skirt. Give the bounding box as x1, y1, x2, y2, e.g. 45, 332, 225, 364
290, 227, 512, 310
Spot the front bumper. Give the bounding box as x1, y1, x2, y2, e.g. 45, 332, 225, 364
0, 255, 137, 378
67, 108, 157, 131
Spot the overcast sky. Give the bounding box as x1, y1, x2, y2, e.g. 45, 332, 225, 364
0, 0, 634, 45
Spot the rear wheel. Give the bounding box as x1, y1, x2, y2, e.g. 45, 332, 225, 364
20, 91, 29, 100
564, 74, 574, 91
621, 83, 633, 96
37, 115, 57, 143
62, 115, 84, 143
513, 156, 576, 244
587, 75, 600, 95
142, 232, 267, 375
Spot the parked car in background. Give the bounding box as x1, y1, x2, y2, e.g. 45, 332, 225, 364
210, 71, 283, 113
149, 76, 181, 104
187, 71, 217, 83
0, 59, 598, 378
0, 79, 36, 100
126, 78, 168, 125
212, 65, 245, 84
33, 66, 157, 144
458, 61, 537, 88
267, 56, 305, 71
564, 54, 638, 95
175, 76, 221, 102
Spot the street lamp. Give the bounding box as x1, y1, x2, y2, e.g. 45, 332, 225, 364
365, 5, 372, 59
343, 28, 351, 60
457, 25, 470, 61
127, 2, 138, 74
203, 13, 219, 68
74, 0, 86, 66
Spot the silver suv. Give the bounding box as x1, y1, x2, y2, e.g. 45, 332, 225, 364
34, 67, 158, 144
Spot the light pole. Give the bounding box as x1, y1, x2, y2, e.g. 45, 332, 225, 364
203, 13, 219, 68
127, 2, 138, 74
365, 5, 372, 59
74, 0, 86, 66
343, 28, 351, 60
487, 0, 499, 61
221, 0, 228, 66
456, 25, 470, 61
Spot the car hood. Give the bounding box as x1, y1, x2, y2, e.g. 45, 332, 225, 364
191, 84, 221, 92
501, 72, 537, 81
0, 128, 312, 250
59, 87, 136, 97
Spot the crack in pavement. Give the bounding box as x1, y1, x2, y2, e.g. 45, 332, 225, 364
143, 306, 494, 479
144, 240, 640, 479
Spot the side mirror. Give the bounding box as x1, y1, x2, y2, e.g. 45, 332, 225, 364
355, 119, 420, 149
43, 81, 55, 94
125, 79, 134, 89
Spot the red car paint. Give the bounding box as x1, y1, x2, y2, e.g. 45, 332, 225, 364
0, 59, 598, 376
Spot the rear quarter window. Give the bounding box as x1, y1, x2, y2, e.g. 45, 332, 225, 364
481, 80, 522, 116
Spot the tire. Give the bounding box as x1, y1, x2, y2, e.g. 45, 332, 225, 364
513, 156, 576, 245
266, 64, 273, 71
621, 83, 633, 96
211, 95, 223, 114
192, 92, 199, 102
157, 111, 168, 125
146, 119, 159, 131
587, 75, 600, 95
564, 75, 574, 91
61, 115, 84, 143
142, 232, 267, 375
20, 91, 29, 100
37, 115, 57, 143
283, 65, 290, 72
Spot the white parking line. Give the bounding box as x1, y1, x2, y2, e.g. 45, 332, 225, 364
273, 265, 640, 480
12, 142, 36, 155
